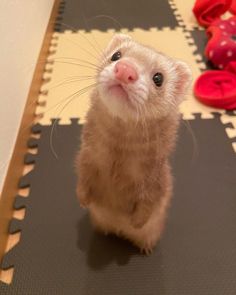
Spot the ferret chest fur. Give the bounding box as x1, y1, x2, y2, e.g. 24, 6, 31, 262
78, 97, 176, 212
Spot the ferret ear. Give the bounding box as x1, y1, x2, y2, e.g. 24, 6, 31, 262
174, 60, 192, 101
106, 34, 132, 52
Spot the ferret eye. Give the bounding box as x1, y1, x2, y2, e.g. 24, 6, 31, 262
153, 72, 164, 87
111, 51, 121, 61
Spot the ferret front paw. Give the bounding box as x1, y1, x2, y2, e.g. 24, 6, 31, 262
131, 215, 147, 229
79, 197, 90, 209
76, 186, 90, 208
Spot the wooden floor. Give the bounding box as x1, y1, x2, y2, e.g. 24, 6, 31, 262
0, 0, 61, 284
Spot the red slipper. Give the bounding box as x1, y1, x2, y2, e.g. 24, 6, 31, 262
230, 0, 236, 14
193, 0, 232, 27
226, 60, 236, 73
205, 16, 236, 69
194, 63, 236, 109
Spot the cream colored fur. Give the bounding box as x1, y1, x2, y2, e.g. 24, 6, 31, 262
76, 34, 191, 253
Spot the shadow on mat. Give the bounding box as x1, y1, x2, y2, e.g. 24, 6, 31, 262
77, 214, 140, 270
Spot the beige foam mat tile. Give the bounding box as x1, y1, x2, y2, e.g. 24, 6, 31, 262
170, 0, 233, 31
36, 28, 223, 125
220, 113, 236, 153
169, 0, 203, 30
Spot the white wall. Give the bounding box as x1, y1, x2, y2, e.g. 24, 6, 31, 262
0, 0, 54, 194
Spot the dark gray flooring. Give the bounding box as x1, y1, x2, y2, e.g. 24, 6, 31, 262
55, 0, 178, 31
1, 116, 236, 295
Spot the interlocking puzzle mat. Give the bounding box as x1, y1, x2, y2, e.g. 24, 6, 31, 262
1, 0, 236, 293
1, 117, 236, 295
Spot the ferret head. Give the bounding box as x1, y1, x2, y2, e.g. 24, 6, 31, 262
97, 34, 191, 121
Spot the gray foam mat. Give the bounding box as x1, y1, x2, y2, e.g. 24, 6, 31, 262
190, 30, 215, 69
55, 0, 179, 32
1, 115, 236, 294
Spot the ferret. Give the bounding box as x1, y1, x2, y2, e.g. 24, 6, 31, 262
75, 34, 191, 254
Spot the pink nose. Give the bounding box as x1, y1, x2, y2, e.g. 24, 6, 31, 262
114, 61, 138, 83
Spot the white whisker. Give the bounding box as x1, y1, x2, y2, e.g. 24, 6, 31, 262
50, 83, 100, 159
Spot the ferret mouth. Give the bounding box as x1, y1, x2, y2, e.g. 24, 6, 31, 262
108, 83, 130, 102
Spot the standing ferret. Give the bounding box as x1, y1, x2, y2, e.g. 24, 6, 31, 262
76, 34, 191, 254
